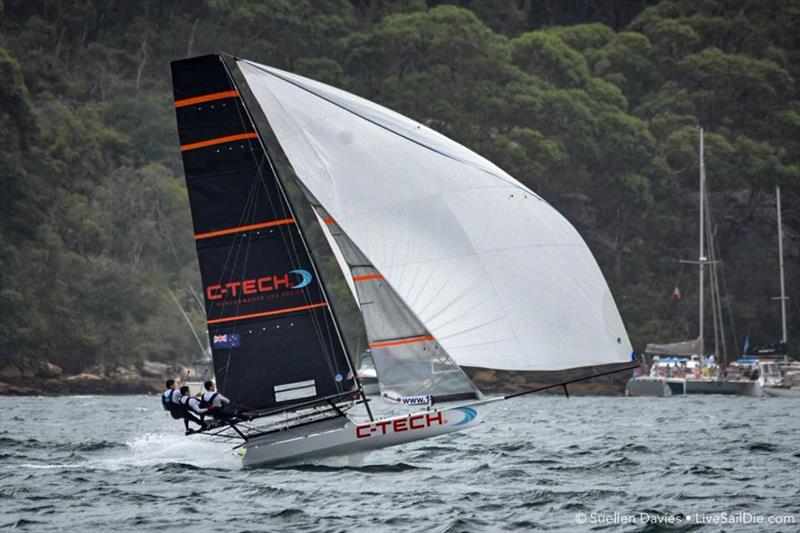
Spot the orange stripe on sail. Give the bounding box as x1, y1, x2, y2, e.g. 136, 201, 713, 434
174, 90, 240, 108
194, 218, 295, 240
180, 132, 258, 151
207, 302, 328, 325
353, 274, 383, 282
369, 335, 436, 348
322, 217, 336, 224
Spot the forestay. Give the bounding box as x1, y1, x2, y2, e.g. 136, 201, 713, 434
238, 59, 632, 371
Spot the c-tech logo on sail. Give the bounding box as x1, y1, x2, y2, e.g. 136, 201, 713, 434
206, 269, 312, 300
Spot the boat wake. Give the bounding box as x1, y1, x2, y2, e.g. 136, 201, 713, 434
7, 432, 241, 472
118, 432, 241, 470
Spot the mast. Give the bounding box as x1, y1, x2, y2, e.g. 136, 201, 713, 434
699, 128, 706, 357
776, 185, 788, 346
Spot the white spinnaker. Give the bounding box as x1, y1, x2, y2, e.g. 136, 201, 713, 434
238, 59, 632, 371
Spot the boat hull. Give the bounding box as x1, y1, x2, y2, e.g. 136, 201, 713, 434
625, 377, 686, 397
685, 379, 761, 396
240, 404, 483, 467
762, 386, 800, 398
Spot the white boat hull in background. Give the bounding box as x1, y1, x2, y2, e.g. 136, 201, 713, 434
762, 386, 800, 398
240, 403, 484, 467
684, 379, 761, 396
625, 377, 686, 397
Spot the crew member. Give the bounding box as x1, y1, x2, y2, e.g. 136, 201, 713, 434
161, 379, 182, 420
178, 385, 208, 434
200, 381, 230, 412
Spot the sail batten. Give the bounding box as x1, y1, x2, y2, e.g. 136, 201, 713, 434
206, 302, 329, 325
369, 335, 437, 348
238, 59, 633, 372
175, 90, 241, 108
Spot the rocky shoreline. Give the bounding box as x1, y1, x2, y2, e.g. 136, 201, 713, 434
0, 358, 630, 396
463, 365, 631, 396
0, 358, 194, 396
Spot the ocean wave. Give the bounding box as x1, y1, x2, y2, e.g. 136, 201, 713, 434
2, 395, 798, 531
747, 442, 778, 452
549, 457, 640, 471
277, 462, 425, 473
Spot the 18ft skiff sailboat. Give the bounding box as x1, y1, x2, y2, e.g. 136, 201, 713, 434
170, 54, 633, 467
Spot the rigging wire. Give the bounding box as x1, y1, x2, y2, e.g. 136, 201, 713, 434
704, 190, 733, 364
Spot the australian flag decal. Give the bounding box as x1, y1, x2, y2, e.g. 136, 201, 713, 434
213, 333, 240, 348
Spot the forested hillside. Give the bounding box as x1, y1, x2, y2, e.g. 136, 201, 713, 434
1, 0, 798, 374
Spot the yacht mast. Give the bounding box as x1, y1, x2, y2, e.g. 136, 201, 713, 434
699, 128, 706, 356
776, 185, 788, 345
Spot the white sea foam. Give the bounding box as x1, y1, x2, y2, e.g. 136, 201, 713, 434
117, 432, 242, 470
12, 433, 241, 471
14, 433, 241, 470
16, 463, 88, 469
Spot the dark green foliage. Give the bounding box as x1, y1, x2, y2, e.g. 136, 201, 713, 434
0, 0, 797, 372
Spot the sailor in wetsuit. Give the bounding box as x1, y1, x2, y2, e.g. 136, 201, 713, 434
161, 379, 182, 421
178, 385, 208, 434
199, 380, 231, 421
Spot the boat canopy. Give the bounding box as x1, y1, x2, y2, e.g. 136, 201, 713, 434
645, 339, 702, 357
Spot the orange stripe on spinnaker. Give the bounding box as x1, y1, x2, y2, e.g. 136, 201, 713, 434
180, 132, 258, 151
194, 218, 295, 240
369, 335, 436, 348
207, 302, 328, 325
353, 274, 383, 282
322, 217, 336, 224
174, 90, 240, 108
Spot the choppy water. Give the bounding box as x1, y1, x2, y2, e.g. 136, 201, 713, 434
1, 395, 798, 532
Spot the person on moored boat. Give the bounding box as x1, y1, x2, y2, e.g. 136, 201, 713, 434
161, 379, 182, 421
178, 385, 208, 433
199, 380, 231, 420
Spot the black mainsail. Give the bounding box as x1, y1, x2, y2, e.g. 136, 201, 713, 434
170, 55, 357, 412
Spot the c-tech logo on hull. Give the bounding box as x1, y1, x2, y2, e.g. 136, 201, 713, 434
355, 411, 445, 439
206, 269, 313, 300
